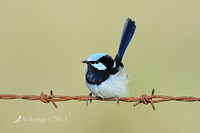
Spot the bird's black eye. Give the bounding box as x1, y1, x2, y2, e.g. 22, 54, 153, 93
89, 61, 99, 64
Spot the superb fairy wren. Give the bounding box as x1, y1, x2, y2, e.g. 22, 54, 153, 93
82, 18, 136, 100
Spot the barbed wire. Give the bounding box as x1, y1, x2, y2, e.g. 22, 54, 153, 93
0, 89, 199, 110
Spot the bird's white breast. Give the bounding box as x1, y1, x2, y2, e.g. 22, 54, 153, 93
86, 67, 129, 99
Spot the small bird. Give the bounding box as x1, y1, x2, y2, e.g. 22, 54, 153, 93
82, 18, 136, 103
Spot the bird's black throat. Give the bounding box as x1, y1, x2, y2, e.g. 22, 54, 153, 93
85, 64, 121, 85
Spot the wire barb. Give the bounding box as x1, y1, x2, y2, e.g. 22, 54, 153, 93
0, 89, 200, 110
40, 90, 58, 109
133, 89, 156, 110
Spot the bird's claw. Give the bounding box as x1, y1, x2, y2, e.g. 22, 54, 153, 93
86, 93, 93, 106
114, 96, 120, 106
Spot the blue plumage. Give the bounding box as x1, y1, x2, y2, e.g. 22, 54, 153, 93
82, 18, 136, 100
115, 18, 136, 61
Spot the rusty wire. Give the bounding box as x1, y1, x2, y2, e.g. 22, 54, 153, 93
0, 89, 200, 110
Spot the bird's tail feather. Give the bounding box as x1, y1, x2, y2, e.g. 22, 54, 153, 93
115, 18, 136, 62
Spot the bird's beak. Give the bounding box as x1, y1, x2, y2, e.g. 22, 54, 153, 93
82, 60, 89, 64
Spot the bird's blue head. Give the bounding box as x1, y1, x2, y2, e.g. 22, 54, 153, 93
82, 53, 116, 71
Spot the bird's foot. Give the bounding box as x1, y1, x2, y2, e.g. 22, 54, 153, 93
113, 96, 120, 106
86, 93, 93, 106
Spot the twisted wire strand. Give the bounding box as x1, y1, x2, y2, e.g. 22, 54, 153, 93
0, 89, 199, 110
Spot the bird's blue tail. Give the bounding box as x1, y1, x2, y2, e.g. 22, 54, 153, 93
115, 18, 136, 62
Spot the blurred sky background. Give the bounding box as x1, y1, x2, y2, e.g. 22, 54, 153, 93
0, 0, 200, 133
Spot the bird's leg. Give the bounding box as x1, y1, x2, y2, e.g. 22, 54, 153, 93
113, 96, 120, 106
86, 93, 93, 106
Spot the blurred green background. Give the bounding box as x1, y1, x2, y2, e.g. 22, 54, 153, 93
0, 0, 200, 132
